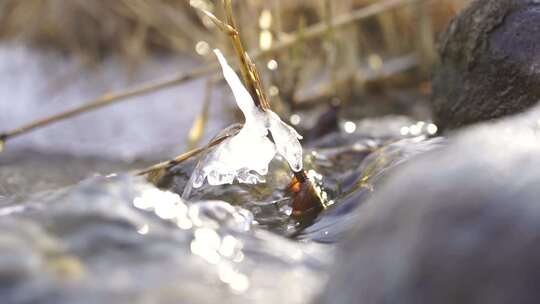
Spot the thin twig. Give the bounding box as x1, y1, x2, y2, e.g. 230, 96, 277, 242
0, 64, 215, 145
196, 8, 238, 36
323, 0, 338, 97
187, 77, 214, 150
223, 0, 271, 110
415, 0, 437, 72
135, 131, 234, 176
252, 0, 424, 58
0, 0, 422, 148
193, 1, 266, 110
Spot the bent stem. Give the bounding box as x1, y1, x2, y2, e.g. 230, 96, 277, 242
194, 0, 271, 111
135, 129, 237, 177
0, 64, 214, 151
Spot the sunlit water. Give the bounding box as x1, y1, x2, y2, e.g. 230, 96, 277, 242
0, 45, 442, 304
0, 122, 442, 304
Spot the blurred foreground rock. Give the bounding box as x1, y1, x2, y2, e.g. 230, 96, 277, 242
318, 106, 540, 304
432, 0, 540, 130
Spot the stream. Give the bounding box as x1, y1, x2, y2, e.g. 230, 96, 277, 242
0, 45, 441, 304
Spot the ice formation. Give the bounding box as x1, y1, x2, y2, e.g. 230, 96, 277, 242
190, 49, 303, 188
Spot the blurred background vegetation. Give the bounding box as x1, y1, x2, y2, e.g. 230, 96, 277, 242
0, 1, 469, 60
0, 0, 472, 144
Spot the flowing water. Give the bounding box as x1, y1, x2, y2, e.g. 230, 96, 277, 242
0, 46, 442, 304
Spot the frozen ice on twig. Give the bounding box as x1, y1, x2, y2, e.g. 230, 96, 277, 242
267, 111, 303, 172
189, 49, 303, 188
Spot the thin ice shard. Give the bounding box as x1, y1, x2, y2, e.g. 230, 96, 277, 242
213, 50, 260, 121
267, 112, 303, 172
189, 49, 303, 189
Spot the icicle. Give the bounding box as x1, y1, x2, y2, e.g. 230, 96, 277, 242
188, 49, 303, 189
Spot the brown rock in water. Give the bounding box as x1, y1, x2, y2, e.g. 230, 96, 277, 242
316, 106, 540, 304
432, 0, 540, 130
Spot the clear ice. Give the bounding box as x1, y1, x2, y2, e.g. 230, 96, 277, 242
190, 49, 303, 189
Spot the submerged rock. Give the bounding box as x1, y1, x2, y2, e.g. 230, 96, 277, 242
297, 136, 444, 243
432, 0, 540, 130
318, 107, 540, 304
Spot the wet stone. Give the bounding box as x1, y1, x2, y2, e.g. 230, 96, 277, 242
432, 0, 540, 130
318, 106, 540, 304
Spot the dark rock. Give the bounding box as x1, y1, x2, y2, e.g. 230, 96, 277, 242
432, 0, 540, 130
318, 106, 540, 304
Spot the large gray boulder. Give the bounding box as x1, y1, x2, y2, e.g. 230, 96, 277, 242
317, 106, 540, 304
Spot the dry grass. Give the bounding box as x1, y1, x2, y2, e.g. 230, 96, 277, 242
0, 0, 206, 62
0, 0, 470, 63
0, 0, 474, 151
